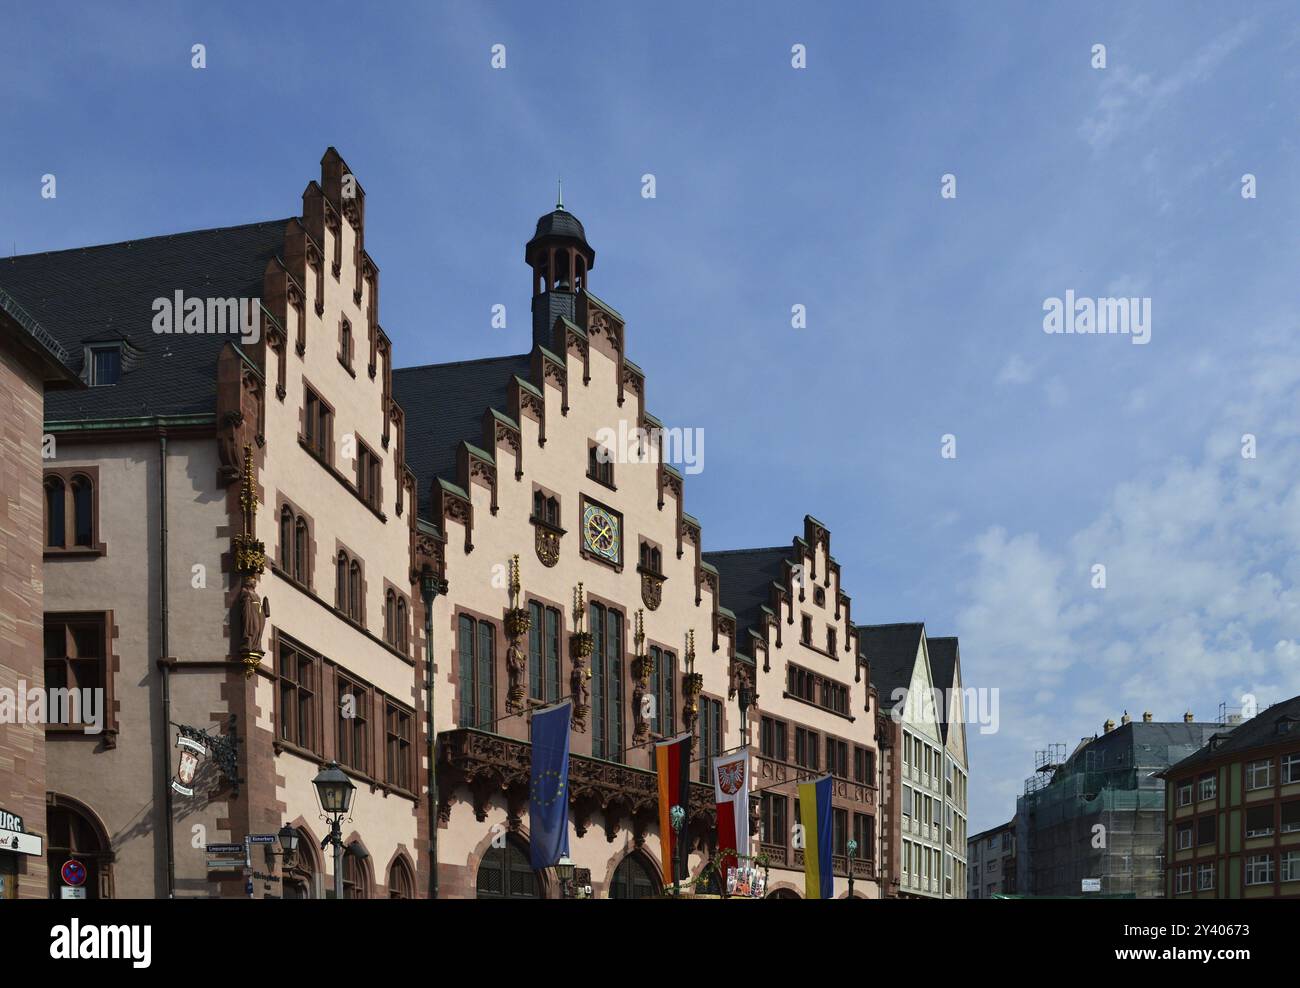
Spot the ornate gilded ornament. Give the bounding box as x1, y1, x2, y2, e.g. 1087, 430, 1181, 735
569, 584, 592, 731
535, 525, 560, 567
503, 555, 530, 713
232, 445, 267, 678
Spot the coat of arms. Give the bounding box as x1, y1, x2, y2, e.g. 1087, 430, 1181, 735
172, 735, 208, 796
716, 758, 746, 796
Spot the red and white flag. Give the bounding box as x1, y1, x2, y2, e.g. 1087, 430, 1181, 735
712, 749, 750, 876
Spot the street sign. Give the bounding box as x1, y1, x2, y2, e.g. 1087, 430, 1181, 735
61, 886, 87, 899
248, 834, 279, 844
1081, 878, 1102, 892
206, 843, 244, 854
60, 859, 87, 887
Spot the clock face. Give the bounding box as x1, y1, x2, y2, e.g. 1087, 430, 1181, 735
582, 503, 621, 563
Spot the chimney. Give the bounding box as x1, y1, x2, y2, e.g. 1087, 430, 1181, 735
1103, 718, 1115, 733
1184, 711, 1194, 723
1142, 711, 1152, 722
1121, 710, 1132, 726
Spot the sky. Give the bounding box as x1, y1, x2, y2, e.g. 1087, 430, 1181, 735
4, 1, 1300, 833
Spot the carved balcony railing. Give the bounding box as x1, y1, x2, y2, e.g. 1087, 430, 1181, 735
755, 755, 878, 807
786, 848, 876, 878
438, 727, 716, 844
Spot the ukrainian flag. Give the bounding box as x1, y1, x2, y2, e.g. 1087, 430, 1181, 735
798, 775, 834, 899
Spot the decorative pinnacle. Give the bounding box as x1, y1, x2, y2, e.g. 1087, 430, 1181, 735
557, 177, 564, 211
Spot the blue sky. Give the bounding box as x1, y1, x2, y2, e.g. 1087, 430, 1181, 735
5, 1, 1300, 832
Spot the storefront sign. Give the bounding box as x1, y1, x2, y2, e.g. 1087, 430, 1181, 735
0, 808, 42, 857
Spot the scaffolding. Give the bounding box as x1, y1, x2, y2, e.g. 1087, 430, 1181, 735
1015, 735, 1209, 898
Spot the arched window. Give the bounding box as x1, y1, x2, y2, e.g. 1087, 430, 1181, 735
44, 476, 66, 548
283, 828, 316, 899
70, 475, 93, 546
475, 838, 539, 899
294, 517, 309, 583
388, 857, 415, 899
609, 852, 657, 899
46, 798, 111, 899
336, 552, 348, 611
396, 598, 408, 651
349, 561, 362, 622
279, 506, 292, 566
343, 846, 370, 899
385, 590, 396, 644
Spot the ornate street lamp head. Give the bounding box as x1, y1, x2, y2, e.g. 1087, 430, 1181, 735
312, 761, 356, 817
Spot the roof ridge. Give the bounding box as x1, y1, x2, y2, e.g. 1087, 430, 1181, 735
702, 546, 789, 557
394, 353, 531, 374
3, 218, 294, 262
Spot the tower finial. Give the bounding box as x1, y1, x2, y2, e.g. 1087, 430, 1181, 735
556, 177, 564, 211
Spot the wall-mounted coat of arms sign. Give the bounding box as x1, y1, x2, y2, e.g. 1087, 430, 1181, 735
171, 735, 208, 796
169, 718, 241, 797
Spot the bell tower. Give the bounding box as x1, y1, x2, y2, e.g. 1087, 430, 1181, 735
526, 186, 595, 350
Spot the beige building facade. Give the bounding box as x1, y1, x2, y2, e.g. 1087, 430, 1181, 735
0, 148, 961, 899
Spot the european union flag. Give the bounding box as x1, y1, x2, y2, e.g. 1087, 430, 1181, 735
529, 700, 572, 871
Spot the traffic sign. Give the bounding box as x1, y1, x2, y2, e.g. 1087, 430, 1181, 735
60, 859, 87, 887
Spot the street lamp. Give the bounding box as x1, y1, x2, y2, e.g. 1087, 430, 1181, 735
846, 838, 859, 899
312, 761, 356, 899
277, 824, 299, 863
556, 855, 576, 898
738, 683, 754, 747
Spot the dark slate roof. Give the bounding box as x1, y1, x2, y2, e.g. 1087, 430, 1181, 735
702, 547, 789, 644
857, 623, 924, 711
928, 637, 958, 693
0, 220, 289, 421
1165, 695, 1300, 776
927, 636, 959, 741
1058, 720, 1224, 780
392, 353, 533, 516
527, 208, 589, 248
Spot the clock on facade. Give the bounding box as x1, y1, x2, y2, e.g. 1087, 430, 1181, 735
582, 501, 621, 565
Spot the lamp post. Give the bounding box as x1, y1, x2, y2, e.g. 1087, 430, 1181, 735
276, 824, 299, 864
846, 838, 858, 899
420, 567, 444, 898
670, 805, 686, 897
312, 761, 356, 899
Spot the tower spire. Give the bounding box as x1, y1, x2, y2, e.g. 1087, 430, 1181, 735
556, 177, 564, 211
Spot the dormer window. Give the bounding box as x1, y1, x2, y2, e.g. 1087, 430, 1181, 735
87, 344, 122, 386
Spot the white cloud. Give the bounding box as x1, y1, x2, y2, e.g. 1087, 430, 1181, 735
1080, 19, 1257, 151
960, 335, 1300, 830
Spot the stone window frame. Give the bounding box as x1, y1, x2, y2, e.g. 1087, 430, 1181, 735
382, 579, 411, 654
275, 494, 316, 591
273, 630, 324, 757
43, 610, 119, 742
43, 466, 106, 557
333, 541, 368, 629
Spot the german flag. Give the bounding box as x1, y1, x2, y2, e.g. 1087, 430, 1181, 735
655, 733, 693, 885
